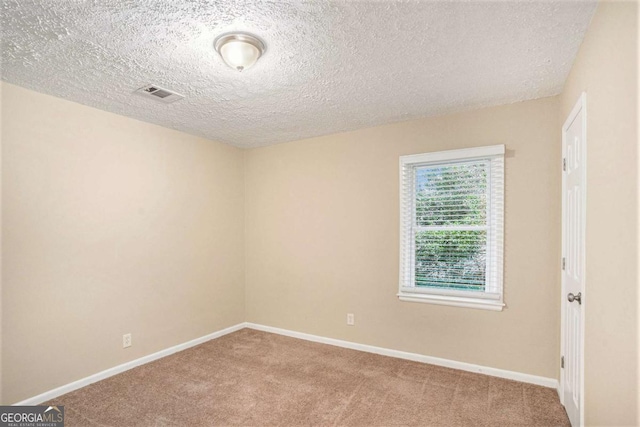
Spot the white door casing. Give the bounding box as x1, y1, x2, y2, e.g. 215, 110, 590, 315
560, 93, 586, 427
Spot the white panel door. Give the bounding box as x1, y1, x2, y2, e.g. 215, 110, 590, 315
561, 94, 586, 427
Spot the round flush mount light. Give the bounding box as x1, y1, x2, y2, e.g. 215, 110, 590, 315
214, 32, 265, 72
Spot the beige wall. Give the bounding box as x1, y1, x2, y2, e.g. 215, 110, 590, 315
1, 82, 246, 404
0, 79, 3, 405
561, 2, 639, 425
245, 96, 562, 379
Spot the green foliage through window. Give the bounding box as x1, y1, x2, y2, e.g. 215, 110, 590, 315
414, 162, 488, 291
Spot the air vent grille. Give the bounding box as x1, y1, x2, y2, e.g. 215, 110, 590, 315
134, 85, 184, 103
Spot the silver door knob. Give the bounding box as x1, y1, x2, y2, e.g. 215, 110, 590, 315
567, 292, 582, 304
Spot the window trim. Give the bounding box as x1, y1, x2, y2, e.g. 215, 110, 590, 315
398, 145, 505, 311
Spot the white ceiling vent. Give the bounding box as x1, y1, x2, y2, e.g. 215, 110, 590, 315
134, 84, 184, 103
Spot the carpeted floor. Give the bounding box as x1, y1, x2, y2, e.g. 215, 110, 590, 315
47, 329, 570, 426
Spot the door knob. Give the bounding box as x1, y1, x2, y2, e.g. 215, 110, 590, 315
567, 292, 582, 304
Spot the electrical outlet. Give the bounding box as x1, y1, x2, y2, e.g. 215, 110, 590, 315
123, 333, 132, 348
347, 313, 355, 326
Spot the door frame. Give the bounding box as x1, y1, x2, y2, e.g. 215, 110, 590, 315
559, 92, 587, 426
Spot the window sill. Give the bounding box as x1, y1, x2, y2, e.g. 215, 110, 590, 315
397, 292, 505, 311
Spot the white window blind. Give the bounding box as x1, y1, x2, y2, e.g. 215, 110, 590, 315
398, 145, 505, 311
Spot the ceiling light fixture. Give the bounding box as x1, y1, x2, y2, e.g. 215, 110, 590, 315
214, 32, 265, 72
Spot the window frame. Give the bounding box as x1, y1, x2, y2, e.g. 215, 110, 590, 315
398, 145, 505, 311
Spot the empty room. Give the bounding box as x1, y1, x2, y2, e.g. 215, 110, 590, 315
0, 0, 638, 426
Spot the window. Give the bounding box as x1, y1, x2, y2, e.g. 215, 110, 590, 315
398, 145, 505, 311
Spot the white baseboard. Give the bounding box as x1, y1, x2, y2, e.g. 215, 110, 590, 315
245, 322, 559, 389
14, 322, 246, 405
16, 321, 558, 405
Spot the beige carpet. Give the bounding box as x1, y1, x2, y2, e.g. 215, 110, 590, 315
47, 329, 569, 426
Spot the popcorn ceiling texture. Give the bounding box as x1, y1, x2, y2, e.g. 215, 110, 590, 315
0, 0, 596, 148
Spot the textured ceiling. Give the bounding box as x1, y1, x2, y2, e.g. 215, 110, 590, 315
1, 1, 596, 148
